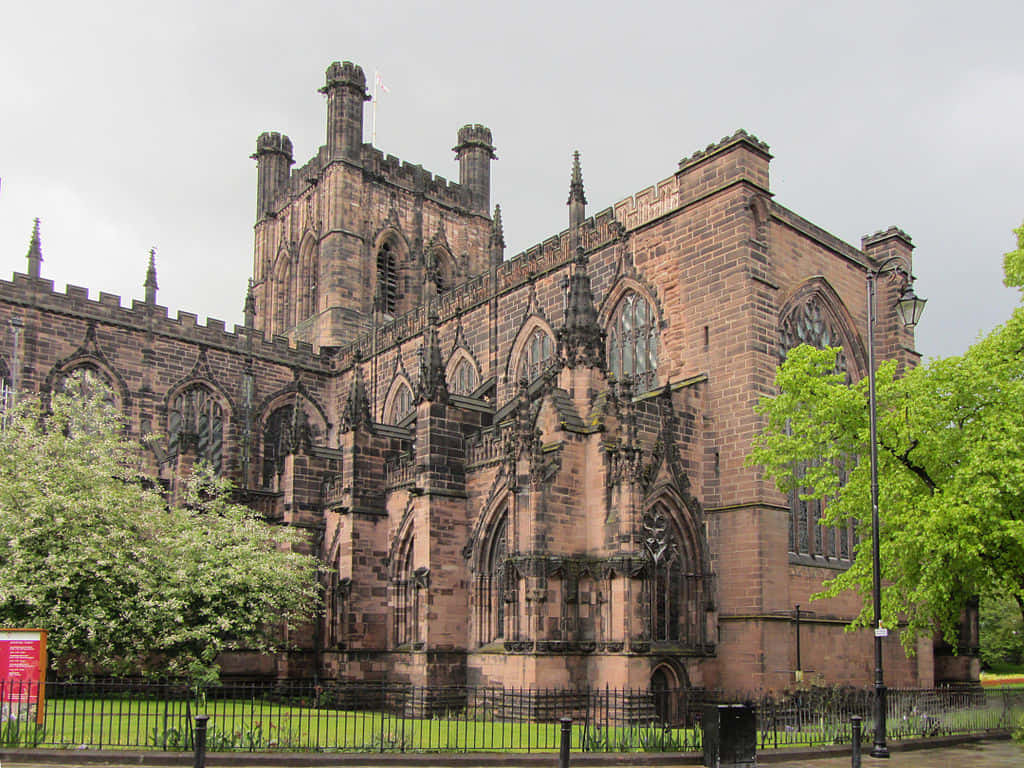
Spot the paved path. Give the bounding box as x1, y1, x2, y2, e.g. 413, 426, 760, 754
765, 738, 1022, 767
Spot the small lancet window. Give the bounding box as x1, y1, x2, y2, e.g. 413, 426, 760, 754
376, 241, 398, 316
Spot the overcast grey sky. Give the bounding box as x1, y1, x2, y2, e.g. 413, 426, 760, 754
1, 0, 1021, 359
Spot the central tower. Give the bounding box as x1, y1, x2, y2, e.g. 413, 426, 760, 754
250, 61, 495, 350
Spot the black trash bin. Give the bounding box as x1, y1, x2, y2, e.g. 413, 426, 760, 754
702, 704, 756, 768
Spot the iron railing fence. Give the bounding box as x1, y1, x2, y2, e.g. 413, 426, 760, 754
1, 679, 1021, 753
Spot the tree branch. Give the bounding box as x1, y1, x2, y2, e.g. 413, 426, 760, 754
881, 438, 937, 492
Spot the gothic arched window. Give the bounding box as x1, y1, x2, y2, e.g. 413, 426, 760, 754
451, 359, 478, 396
376, 241, 398, 316
168, 385, 224, 473
608, 291, 658, 392
393, 534, 417, 647
387, 382, 414, 424
779, 289, 859, 562
482, 514, 508, 644
517, 329, 553, 383
57, 364, 118, 408
778, 293, 851, 375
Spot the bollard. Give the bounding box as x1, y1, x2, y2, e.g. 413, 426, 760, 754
850, 715, 861, 768
194, 714, 209, 768
559, 717, 572, 768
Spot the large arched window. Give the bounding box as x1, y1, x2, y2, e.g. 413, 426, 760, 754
779, 287, 860, 562
387, 382, 414, 424
779, 292, 852, 375
450, 358, 478, 396
517, 329, 553, 383
376, 241, 398, 316
608, 291, 658, 392
56, 363, 119, 408
168, 385, 224, 473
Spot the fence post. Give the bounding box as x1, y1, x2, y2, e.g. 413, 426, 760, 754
194, 714, 209, 768
559, 717, 572, 768
850, 715, 861, 768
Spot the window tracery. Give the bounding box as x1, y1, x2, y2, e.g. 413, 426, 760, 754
387, 382, 414, 424
451, 359, 478, 396
168, 385, 224, 473
517, 329, 553, 383
778, 291, 859, 563
260, 403, 313, 487
608, 291, 658, 392
778, 293, 850, 374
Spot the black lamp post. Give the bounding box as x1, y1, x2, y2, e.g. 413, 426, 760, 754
865, 261, 926, 759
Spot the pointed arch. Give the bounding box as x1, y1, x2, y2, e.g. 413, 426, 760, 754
164, 380, 231, 473
272, 246, 297, 333
256, 389, 329, 489
45, 355, 129, 412
778, 276, 867, 379
446, 348, 481, 397
297, 230, 319, 321
383, 375, 415, 425
391, 523, 419, 647
601, 280, 662, 393
372, 227, 411, 318
641, 486, 710, 648
506, 316, 556, 385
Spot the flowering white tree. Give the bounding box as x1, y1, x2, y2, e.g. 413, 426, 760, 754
0, 373, 321, 682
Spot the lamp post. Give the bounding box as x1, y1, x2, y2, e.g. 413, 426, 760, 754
865, 260, 926, 759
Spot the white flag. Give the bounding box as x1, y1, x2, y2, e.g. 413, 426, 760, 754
375, 72, 390, 95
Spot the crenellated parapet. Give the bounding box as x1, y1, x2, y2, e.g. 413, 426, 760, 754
0, 273, 329, 371
360, 147, 469, 210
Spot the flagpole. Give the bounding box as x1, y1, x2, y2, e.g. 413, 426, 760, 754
372, 70, 379, 146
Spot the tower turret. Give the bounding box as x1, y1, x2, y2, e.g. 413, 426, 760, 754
26, 218, 42, 279
568, 150, 586, 231
251, 132, 294, 220
453, 124, 496, 214
320, 61, 370, 162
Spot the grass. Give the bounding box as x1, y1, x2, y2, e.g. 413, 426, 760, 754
10, 691, 1023, 753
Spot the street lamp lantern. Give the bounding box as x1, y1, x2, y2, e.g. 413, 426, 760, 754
865, 258, 925, 759
895, 285, 927, 329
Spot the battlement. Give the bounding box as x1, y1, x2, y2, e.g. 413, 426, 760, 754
321, 60, 367, 92
678, 128, 771, 171
0, 273, 327, 370
255, 131, 294, 157
612, 175, 680, 231
862, 226, 914, 250
361, 147, 467, 207
454, 124, 495, 154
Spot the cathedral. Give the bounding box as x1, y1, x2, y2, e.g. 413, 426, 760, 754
0, 60, 974, 693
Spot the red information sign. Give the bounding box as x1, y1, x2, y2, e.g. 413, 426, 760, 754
1, 629, 47, 724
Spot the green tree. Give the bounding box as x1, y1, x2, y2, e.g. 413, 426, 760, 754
748, 221, 1024, 651
0, 373, 321, 681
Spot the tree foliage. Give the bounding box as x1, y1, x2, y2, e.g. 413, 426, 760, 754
0, 374, 321, 681
749, 221, 1024, 651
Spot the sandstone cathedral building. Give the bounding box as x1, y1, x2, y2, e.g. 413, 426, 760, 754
0, 61, 974, 693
